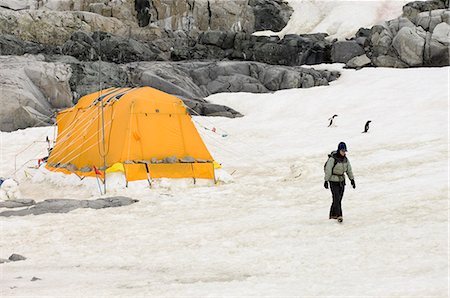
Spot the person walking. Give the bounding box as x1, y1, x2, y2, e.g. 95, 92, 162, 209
324, 142, 355, 223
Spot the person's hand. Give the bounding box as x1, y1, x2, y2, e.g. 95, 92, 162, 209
324, 181, 329, 189
351, 179, 356, 189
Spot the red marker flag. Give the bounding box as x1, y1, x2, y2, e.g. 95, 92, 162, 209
93, 166, 102, 176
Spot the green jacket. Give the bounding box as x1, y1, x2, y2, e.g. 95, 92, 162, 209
324, 152, 354, 183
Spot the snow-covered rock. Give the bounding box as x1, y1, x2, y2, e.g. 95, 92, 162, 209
0, 178, 21, 200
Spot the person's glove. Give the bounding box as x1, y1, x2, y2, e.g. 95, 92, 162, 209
351, 179, 356, 189
324, 181, 329, 189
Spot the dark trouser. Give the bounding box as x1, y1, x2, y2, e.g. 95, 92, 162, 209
329, 181, 345, 218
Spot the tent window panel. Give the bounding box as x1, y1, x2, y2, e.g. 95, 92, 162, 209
179, 116, 214, 160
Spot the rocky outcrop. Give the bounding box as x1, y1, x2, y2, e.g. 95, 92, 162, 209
0, 8, 163, 45
173, 31, 332, 66
0, 0, 293, 40
2, 26, 335, 67
62, 31, 161, 63
0, 54, 339, 131
0, 197, 138, 217
145, 0, 255, 33
402, 0, 448, 23
346, 3, 449, 69
0, 55, 73, 131
249, 0, 293, 32
127, 61, 340, 99
60, 30, 334, 66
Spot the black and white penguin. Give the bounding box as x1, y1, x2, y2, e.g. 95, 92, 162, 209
328, 114, 338, 127
362, 120, 372, 133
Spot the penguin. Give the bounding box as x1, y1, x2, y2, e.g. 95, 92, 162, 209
328, 114, 338, 127
362, 120, 372, 133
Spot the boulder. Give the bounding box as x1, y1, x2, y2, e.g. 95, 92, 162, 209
346, 54, 372, 69
425, 32, 449, 66
432, 22, 450, 44
372, 55, 409, 68
370, 24, 394, 57
386, 17, 416, 37
248, 0, 293, 32
8, 254, 26, 261
392, 26, 426, 66
416, 9, 448, 32
331, 41, 365, 63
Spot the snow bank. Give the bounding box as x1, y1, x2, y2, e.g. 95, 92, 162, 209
0, 65, 448, 296
254, 0, 410, 39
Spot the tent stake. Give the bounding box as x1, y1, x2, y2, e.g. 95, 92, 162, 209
144, 163, 152, 188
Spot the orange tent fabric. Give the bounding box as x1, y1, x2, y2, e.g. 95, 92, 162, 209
46, 87, 215, 181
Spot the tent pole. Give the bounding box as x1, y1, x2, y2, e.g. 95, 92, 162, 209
98, 34, 107, 194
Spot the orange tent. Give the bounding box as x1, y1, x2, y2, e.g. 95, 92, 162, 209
46, 87, 215, 181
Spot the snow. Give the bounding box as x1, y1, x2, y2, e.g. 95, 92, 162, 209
0, 0, 448, 295
254, 0, 410, 39
0, 64, 448, 296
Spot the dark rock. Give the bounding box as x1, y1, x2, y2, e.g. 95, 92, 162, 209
68, 61, 130, 100
425, 34, 450, 66
403, 0, 448, 22
331, 41, 365, 63
355, 28, 372, 38
9, 254, 26, 261
249, 0, 293, 32
0, 34, 59, 56
128, 61, 338, 117
200, 103, 242, 118
0, 199, 36, 208
31, 277, 42, 281
61, 31, 97, 61
62, 31, 160, 64
135, 0, 152, 27
0, 197, 138, 217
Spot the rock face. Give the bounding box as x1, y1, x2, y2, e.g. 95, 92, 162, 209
346, 1, 449, 69
174, 31, 332, 66
0, 0, 293, 40
0, 54, 340, 131
0, 55, 73, 131
145, 0, 255, 33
